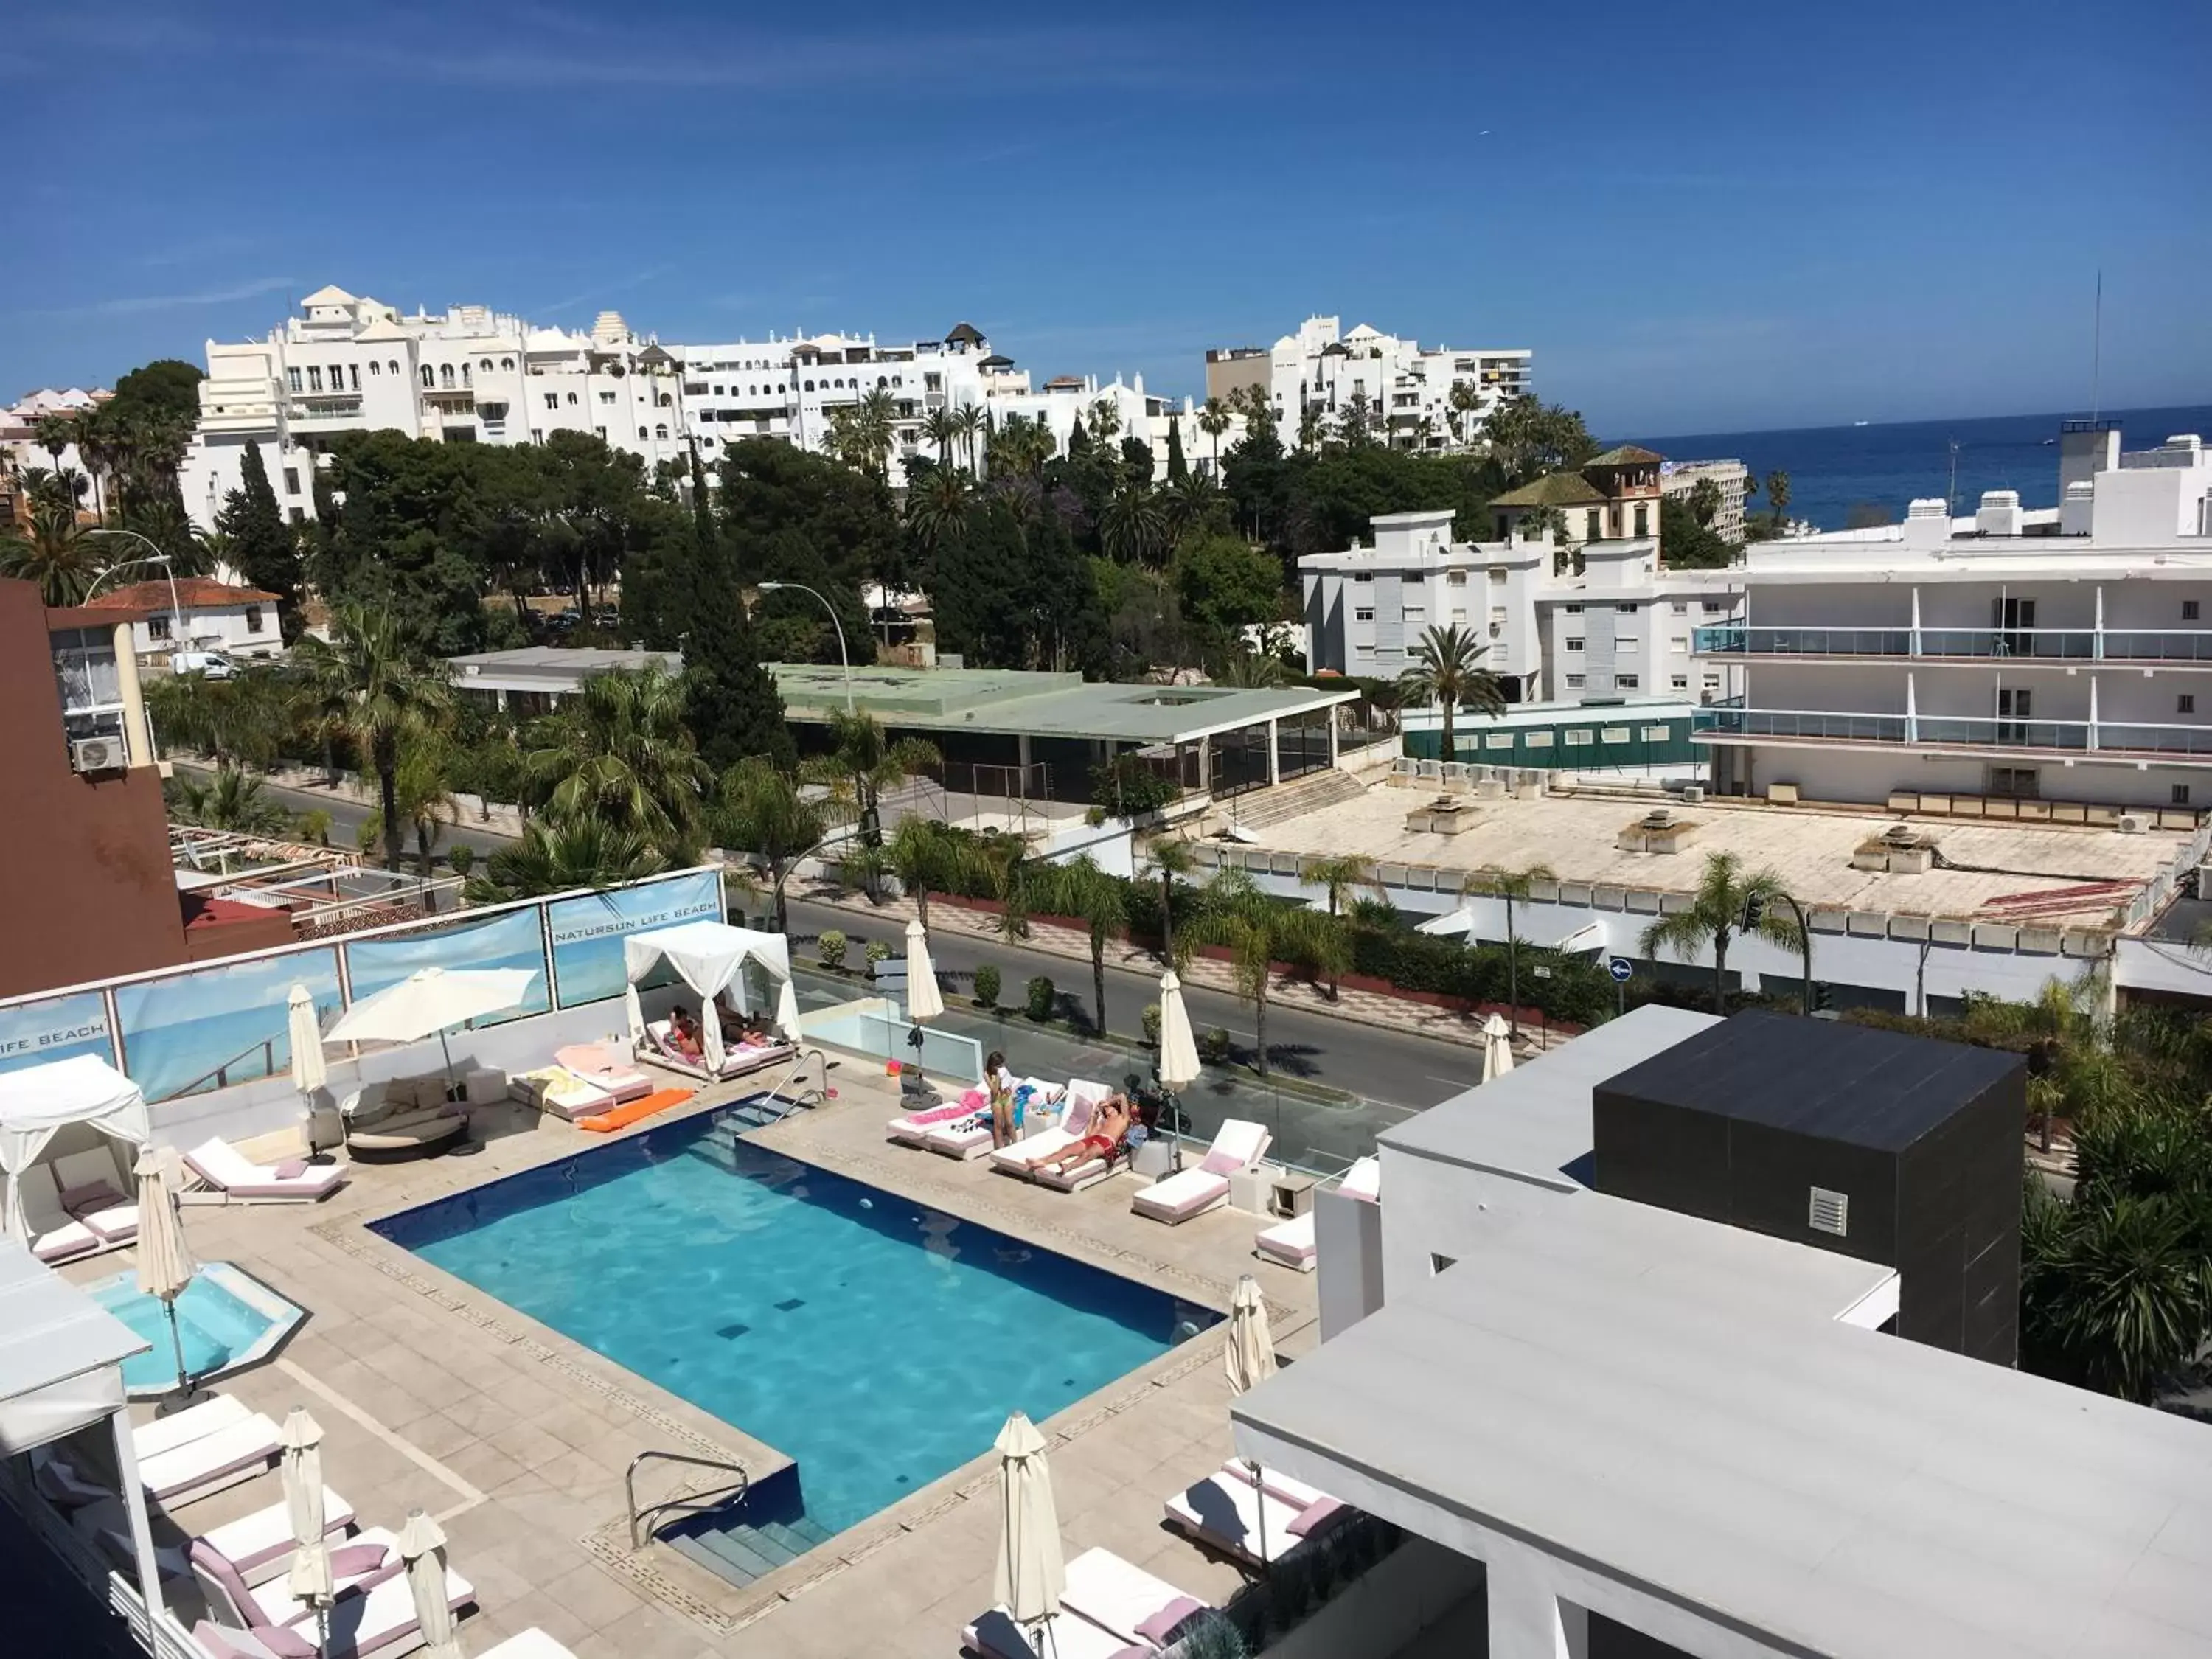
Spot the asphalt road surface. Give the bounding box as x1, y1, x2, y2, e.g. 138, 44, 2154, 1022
214, 773, 517, 858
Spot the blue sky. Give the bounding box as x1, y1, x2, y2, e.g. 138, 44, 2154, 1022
5, 1, 2206, 434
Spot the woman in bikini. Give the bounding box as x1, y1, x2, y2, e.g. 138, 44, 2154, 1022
1029, 1093, 1130, 1178
984, 1051, 1017, 1149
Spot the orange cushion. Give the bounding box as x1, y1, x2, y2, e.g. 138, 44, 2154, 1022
577, 1088, 694, 1134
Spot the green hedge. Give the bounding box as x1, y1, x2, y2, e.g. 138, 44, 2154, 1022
1345, 926, 1613, 1026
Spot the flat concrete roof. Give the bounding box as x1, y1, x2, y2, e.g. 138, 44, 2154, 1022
1236, 1013, 2212, 1659
450, 646, 680, 692
767, 664, 1359, 745
0, 1240, 146, 1447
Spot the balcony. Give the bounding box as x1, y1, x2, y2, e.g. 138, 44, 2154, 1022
290, 397, 364, 424
1694, 703, 2212, 760
1693, 625, 2212, 664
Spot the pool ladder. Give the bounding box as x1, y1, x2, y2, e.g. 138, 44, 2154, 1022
627, 1449, 751, 1548
728, 1047, 832, 1130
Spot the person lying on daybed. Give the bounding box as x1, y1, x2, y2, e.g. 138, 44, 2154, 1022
1026, 1093, 1130, 1180
667, 1009, 706, 1064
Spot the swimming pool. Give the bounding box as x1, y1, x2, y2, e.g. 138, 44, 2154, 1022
370, 1113, 1217, 1536
86, 1262, 305, 1397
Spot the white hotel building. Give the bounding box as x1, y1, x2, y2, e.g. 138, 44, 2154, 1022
181, 292, 1234, 524
1214, 315, 1533, 453
1695, 422, 2212, 814
180, 287, 689, 528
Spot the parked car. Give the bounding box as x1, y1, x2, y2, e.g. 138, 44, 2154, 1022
170, 650, 238, 678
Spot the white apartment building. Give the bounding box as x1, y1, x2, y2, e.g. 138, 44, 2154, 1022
1253, 316, 1532, 452
1660, 456, 1749, 541
179, 288, 689, 529
1695, 420, 2212, 813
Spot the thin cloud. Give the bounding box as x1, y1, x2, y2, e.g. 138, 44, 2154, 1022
41, 277, 299, 319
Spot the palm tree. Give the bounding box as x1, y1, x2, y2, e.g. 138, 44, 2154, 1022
853, 387, 897, 479
1462, 863, 1557, 1032
465, 816, 667, 902
32, 416, 77, 502
1335, 394, 1372, 448
1764, 470, 1792, 533
1397, 624, 1506, 764
1088, 397, 1122, 449
168, 764, 291, 834
1295, 406, 1324, 453
887, 815, 972, 932
714, 758, 830, 935
1043, 854, 1130, 1036
1099, 484, 1166, 565
801, 709, 939, 847
1303, 855, 1379, 1000
145, 667, 295, 768
1161, 473, 1221, 543
524, 665, 709, 862
0, 503, 103, 604
920, 406, 959, 466
906, 467, 973, 553
363, 732, 459, 888
975, 830, 1032, 945
954, 403, 988, 474
1196, 397, 1231, 474
1142, 836, 1198, 963
1179, 867, 1346, 1079
1217, 650, 1287, 688
1638, 852, 1805, 1015
290, 603, 455, 872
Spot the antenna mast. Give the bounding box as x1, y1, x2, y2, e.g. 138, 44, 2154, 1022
2090, 268, 2103, 424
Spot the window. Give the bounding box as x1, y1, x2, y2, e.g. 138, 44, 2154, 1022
1352, 572, 1374, 584
2174, 785, 2192, 806
306, 366, 323, 392
1988, 766, 2039, 799
804, 380, 815, 392
1447, 571, 1468, 587
566, 392, 578, 406
460, 363, 470, 385
389, 360, 400, 375
1565, 674, 1585, 689
245, 606, 264, 634
368, 361, 380, 377
1672, 600, 1688, 614
1489, 568, 1506, 585
2181, 695, 2197, 714
1429, 1254, 1457, 1276
2185, 602, 2201, 621
1672, 674, 1689, 689
1565, 638, 1585, 652
282, 467, 299, 495
544, 392, 558, 411
480, 358, 493, 372
1564, 728, 1593, 745
1671, 637, 1689, 653
288, 507, 305, 525
439, 364, 454, 388
639, 426, 648, 439
599, 391, 615, 405
1617, 602, 1638, 614
594, 425, 605, 439
148, 615, 172, 641
1354, 608, 1374, 622
287, 367, 302, 392
420, 366, 434, 388
327, 364, 342, 388
1634, 504, 1649, 538
1563, 602, 1582, 613
501, 358, 514, 370
654, 423, 668, 439
1617, 674, 1640, 689
1703, 599, 1728, 612
1403, 605, 1426, 622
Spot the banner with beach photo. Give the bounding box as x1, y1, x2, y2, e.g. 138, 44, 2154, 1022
0, 990, 118, 1079
547, 869, 724, 1008
346, 907, 550, 1029
114, 948, 344, 1103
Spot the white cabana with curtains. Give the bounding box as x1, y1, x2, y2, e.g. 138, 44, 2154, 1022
0, 1057, 150, 1245
624, 921, 803, 1078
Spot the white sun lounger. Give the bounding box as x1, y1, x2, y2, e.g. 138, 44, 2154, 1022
1131, 1120, 1271, 1225
1057, 1545, 1208, 1647
477, 1633, 580, 1659
77, 1485, 355, 1586
1164, 1468, 1336, 1565
1217, 1458, 1333, 1513
52, 1147, 141, 1244
183, 1138, 349, 1203
1254, 1155, 1381, 1271
963, 1605, 1136, 1659
135, 1395, 254, 1462
305, 1557, 475, 1658
138, 1413, 283, 1506
191, 1526, 404, 1629
987, 1082, 1108, 1175
17, 1163, 106, 1264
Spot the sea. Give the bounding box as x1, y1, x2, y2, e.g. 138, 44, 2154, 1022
1624, 404, 2212, 535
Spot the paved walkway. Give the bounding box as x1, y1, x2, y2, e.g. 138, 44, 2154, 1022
48, 1055, 1314, 1658
797, 878, 1563, 1057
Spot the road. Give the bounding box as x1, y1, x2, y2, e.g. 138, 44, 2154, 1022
218, 773, 516, 858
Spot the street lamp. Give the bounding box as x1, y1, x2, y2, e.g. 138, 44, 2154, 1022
755, 580, 854, 714
88, 532, 184, 652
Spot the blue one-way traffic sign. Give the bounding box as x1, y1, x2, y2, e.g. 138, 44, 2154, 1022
1607, 956, 1634, 984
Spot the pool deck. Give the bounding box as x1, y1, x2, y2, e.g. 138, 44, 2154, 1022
57, 1053, 1324, 1657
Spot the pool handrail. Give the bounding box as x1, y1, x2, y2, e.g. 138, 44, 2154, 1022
627, 1448, 751, 1548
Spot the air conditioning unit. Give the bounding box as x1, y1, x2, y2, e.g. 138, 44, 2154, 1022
2116, 812, 2150, 835
1679, 784, 1706, 804
69, 736, 125, 773
2195, 863, 2212, 902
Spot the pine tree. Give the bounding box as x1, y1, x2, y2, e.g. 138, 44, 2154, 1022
217, 442, 303, 639
681, 446, 796, 772
1165, 415, 1189, 486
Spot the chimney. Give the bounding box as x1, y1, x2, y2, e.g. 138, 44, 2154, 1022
1975, 490, 2023, 537
2059, 420, 2120, 497
2059, 479, 2096, 535
1902, 498, 1952, 548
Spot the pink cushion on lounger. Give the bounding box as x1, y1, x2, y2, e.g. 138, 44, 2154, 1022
1135, 1596, 1207, 1644
1287, 1497, 1346, 1537
1200, 1147, 1243, 1175
903, 1100, 978, 1127
272, 1159, 310, 1181
327, 1542, 389, 1576
60, 1180, 127, 1214
251, 1624, 317, 1658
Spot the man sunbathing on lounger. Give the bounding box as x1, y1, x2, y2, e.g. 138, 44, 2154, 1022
1028, 1093, 1130, 1179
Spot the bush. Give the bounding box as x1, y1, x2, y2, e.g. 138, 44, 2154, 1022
1141, 1002, 1162, 1044
818, 929, 848, 970
445, 844, 474, 877
973, 964, 1001, 1008
1024, 975, 1056, 1022
1088, 754, 1180, 815
1200, 1026, 1232, 1064
864, 938, 891, 967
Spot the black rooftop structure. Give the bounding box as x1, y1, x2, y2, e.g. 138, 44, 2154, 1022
1593, 1010, 2026, 1365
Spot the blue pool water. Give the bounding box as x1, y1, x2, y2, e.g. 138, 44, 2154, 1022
88, 1265, 296, 1391
370, 1116, 1217, 1535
